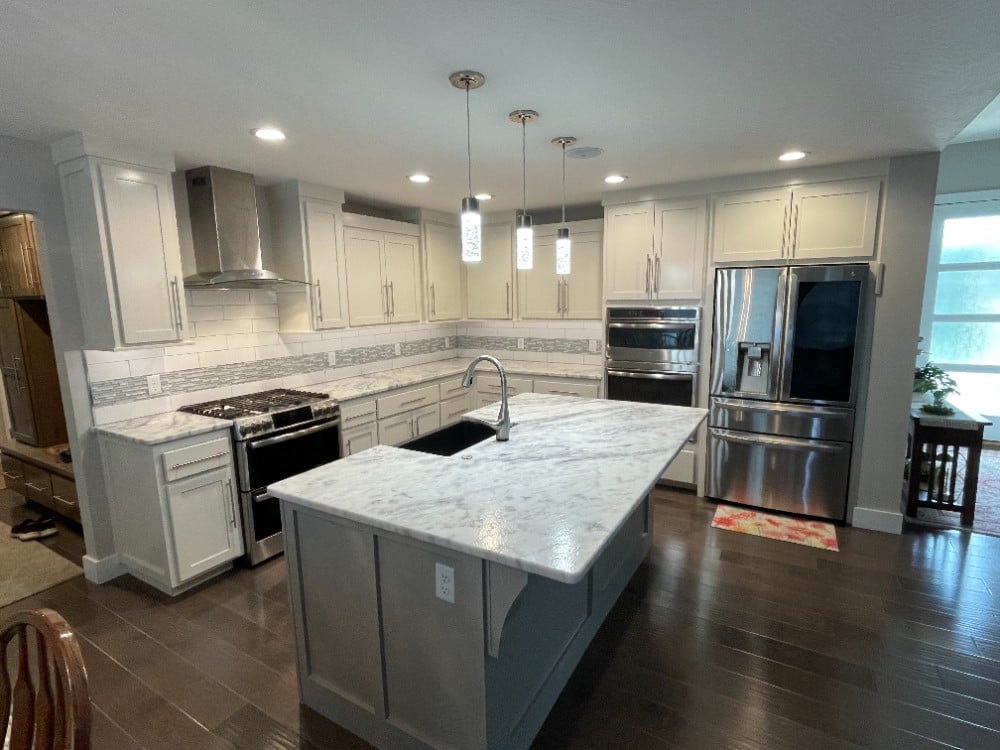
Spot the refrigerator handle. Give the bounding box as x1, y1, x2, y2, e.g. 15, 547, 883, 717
777, 270, 798, 401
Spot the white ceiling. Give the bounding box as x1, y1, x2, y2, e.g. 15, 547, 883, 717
3, 0, 1000, 213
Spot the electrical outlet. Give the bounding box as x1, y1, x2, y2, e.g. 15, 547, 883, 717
146, 374, 162, 396
394, 342, 402, 356
589, 339, 600, 354
445, 336, 452, 349
435, 562, 455, 603
327, 351, 337, 367
517, 337, 525, 350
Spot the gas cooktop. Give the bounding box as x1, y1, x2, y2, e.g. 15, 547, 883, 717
179, 388, 340, 439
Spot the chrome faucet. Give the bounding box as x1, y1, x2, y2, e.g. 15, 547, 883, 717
462, 355, 511, 441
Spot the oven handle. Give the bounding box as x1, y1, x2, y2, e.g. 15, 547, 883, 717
607, 321, 697, 330
606, 369, 694, 381
247, 419, 340, 449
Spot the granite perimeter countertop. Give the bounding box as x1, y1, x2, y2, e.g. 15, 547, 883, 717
94, 411, 232, 445
269, 393, 707, 584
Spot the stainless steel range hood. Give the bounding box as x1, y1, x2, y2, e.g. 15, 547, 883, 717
184, 166, 306, 289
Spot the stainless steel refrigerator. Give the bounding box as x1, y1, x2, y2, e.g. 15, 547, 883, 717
708, 264, 869, 521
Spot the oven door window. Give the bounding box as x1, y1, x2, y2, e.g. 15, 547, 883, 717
607, 325, 696, 352
249, 490, 282, 541
245, 420, 341, 490
607, 372, 694, 406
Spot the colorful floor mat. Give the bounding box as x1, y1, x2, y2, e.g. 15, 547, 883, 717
711, 504, 840, 551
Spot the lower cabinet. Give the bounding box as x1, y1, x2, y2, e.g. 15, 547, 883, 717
0, 448, 79, 522
475, 375, 533, 409
100, 429, 243, 595
379, 404, 440, 446
340, 398, 378, 457
532, 378, 600, 398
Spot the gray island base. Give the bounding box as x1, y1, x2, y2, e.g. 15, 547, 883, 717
270, 393, 708, 750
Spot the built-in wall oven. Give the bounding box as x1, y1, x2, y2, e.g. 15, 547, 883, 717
180, 389, 341, 565
605, 306, 700, 409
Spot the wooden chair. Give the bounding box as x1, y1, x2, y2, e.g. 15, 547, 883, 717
1, 608, 90, 750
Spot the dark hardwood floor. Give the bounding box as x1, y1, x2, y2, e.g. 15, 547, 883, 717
2, 487, 999, 749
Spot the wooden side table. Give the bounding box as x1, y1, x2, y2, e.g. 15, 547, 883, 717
905, 405, 992, 525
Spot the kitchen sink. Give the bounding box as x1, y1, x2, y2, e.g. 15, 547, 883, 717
398, 420, 500, 456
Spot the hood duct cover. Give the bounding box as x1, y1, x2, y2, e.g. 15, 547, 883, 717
183, 165, 307, 289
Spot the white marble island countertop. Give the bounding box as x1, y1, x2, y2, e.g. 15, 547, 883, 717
269, 392, 707, 584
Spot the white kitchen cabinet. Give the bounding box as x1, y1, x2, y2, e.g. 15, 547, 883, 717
55, 146, 188, 349
378, 404, 440, 446
340, 398, 378, 456
344, 219, 421, 326
268, 181, 350, 331
518, 221, 602, 320
475, 375, 533, 408
99, 429, 243, 595
533, 377, 600, 398
466, 223, 513, 319
439, 391, 474, 425
712, 178, 881, 263
605, 199, 707, 300
423, 221, 463, 321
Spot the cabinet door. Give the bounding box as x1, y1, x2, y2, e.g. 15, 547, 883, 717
412, 403, 441, 437
384, 232, 421, 323
439, 392, 473, 425
164, 466, 241, 583
99, 164, 186, 344
303, 200, 349, 329
604, 202, 654, 299
0, 217, 37, 297
564, 230, 602, 319
518, 235, 560, 319
791, 178, 881, 260
378, 413, 415, 446
343, 422, 378, 456
711, 188, 789, 263
654, 199, 707, 299
424, 222, 462, 321
0, 301, 35, 443
344, 227, 389, 326
467, 223, 513, 319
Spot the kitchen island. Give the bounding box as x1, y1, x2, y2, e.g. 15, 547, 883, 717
269, 393, 706, 750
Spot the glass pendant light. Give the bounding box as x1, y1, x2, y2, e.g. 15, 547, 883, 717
510, 110, 538, 270
553, 137, 576, 275
450, 71, 486, 262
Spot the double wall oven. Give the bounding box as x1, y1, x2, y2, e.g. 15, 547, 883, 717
605, 305, 700, 409
180, 389, 341, 565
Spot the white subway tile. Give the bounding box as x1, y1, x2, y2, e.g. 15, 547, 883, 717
513, 351, 546, 362
195, 318, 254, 337
86, 361, 132, 382
231, 378, 284, 396
170, 386, 234, 410
582, 354, 605, 366
163, 353, 202, 372
186, 305, 225, 322
547, 353, 585, 364
301, 339, 337, 355
185, 334, 231, 353
228, 333, 280, 349
248, 290, 279, 305
375, 331, 405, 345
85, 347, 164, 364
278, 332, 319, 344
256, 343, 302, 360
223, 305, 255, 320
251, 304, 279, 318
129, 357, 166, 377
252, 317, 280, 332
199, 348, 255, 367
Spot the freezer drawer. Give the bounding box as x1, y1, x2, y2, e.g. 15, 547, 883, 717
708, 427, 851, 521
710, 396, 854, 442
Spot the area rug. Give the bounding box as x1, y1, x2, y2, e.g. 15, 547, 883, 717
711, 504, 840, 551
912, 445, 1000, 537
0, 520, 82, 609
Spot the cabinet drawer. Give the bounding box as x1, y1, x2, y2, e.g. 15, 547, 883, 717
49, 474, 81, 522
1, 454, 26, 495
162, 437, 232, 482
533, 378, 600, 398
438, 377, 468, 401
440, 392, 473, 425
341, 398, 377, 427
23, 463, 53, 505
377, 384, 438, 419
477, 375, 532, 397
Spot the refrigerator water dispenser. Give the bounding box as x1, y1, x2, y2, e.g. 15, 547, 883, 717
737, 342, 770, 394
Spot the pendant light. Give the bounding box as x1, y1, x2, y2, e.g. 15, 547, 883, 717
552, 136, 576, 275
510, 109, 539, 270
450, 71, 486, 262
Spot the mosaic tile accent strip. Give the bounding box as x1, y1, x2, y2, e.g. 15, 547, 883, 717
456, 335, 590, 354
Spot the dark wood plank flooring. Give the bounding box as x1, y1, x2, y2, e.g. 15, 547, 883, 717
3, 487, 999, 749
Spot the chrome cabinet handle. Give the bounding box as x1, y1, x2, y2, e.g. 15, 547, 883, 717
25, 482, 47, 492
2, 471, 21, 480
52, 494, 76, 507
399, 397, 426, 407
506, 282, 510, 315
645, 255, 652, 296
653, 255, 660, 295
170, 276, 184, 332
168, 451, 229, 471
791, 203, 800, 254
20, 242, 35, 290
383, 283, 389, 317
430, 283, 436, 316
315, 279, 324, 322
226, 478, 237, 528
781, 205, 790, 257
389, 281, 395, 316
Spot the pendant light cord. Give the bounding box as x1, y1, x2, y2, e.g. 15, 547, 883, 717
521, 118, 527, 217
561, 143, 567, 226
465, 82, 473, 197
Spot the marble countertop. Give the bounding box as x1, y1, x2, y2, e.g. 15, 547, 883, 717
269, 393, 707, 584
94, 411, 232, 445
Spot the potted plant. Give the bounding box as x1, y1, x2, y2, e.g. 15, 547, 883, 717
913, 361, 959, 415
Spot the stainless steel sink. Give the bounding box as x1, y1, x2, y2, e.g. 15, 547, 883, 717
398, 420, 499, 456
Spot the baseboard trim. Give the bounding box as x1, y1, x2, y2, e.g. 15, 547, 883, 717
850, 506, 904, 534
82, 553, 125, 583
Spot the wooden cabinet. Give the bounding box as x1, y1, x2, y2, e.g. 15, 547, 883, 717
55, 151, 187, 348
0, 298, 68, 446
344, 219, 421, 326
423, 222, 463, 321
605, 199, 707, 300
712, 178, 881, 263
268, 182, 350, 331
1, 453, 26, 495
100, 430, 243, 595
518, 221, 602, 319
0, 214, 43, 297
466, 223, 513, 319
1, 447, 78, 522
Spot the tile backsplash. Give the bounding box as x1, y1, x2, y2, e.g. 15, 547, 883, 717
85, 290, 604, 424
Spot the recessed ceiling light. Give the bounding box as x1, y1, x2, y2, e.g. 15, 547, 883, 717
251, 127, 286, 142
474, 192, 493, 201
604, 174, 627, 184
779, 150, 808, 161
408, 173, 431, 183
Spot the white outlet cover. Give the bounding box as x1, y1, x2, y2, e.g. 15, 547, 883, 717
327, 351, 337, 366
146, 373, 162, 396
517, 337, 525, 349
435, 562, 455, 603
394, 342, 402, 356
590, 339, 600, 353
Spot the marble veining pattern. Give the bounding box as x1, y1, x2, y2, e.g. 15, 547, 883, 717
94, 411, 232, 444
269, 393, 707, 583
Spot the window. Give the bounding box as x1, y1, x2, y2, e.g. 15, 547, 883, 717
920, 193, 1000, 440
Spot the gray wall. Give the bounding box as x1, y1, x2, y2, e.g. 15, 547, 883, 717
937, 139, 1000, 194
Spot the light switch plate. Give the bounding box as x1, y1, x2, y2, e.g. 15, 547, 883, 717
146, 374, 162, 396
589, 339, 600, 354
327, 351, 336, 367
517, 337, 525, 350
394, 342, 402, 356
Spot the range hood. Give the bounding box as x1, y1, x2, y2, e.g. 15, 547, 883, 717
183, 166, 307, 289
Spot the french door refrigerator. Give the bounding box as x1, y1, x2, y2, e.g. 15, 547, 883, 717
708, 264, 869, 521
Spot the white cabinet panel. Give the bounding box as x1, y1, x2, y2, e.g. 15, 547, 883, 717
440, 392, 473, 425
165, 466, 240, 583
424, 222, 463, 321
343, 423, 378, 456
345, 227, 389, 326
792, 179, 880, 260
520, 223, 601, 319
467, 223, 513, 319
654, 199, 706, 299
604, 202, 654, 299
564, 230, 602, 317
303, 200, 349, 329
384, 233, 421, 323
711, 188, 788, 263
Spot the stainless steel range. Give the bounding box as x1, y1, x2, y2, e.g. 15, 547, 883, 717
180, 388, 341, 565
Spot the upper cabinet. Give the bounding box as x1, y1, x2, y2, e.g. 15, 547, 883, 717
423, 221, 463, 321
712, 178, 881, 263
605, 198, 707, 300
466, 222, 513, 319
518, 220, 602, 319
0, 214, 43, 298
53, 136, 187, 349
268, 181, 349, 331
343, 216, 421, 327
